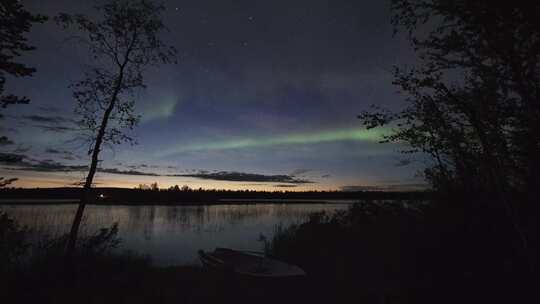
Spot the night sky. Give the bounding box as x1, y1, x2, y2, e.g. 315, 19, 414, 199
0, 0, 427, 191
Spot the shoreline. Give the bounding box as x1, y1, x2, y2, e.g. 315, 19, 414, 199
0, 188, 433, 206
0, 198, 358, 206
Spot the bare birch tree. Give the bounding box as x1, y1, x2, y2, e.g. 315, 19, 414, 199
55, 0, 176, 257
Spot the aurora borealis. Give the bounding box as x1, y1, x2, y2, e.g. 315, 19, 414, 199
0, 0, 426, 191
158, 127, 390, 156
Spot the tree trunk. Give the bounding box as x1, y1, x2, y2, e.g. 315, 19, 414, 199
65, 70, 124, 258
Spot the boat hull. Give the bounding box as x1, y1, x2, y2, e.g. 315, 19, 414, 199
198, 248, 306, 279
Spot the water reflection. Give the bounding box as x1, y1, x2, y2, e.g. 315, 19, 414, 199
1, 203, 349, 266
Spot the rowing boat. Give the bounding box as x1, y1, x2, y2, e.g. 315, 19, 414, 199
198, 248, 306, 278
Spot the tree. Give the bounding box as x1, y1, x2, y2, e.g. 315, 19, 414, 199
359, 0, 540, 271
55, 0, 176, 257
359, 1, 540, 196
1, 0, 46, 186
0, 0, 47, 108
137, 183, 151, 190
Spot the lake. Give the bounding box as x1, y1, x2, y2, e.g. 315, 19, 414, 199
0, 203, 351, 266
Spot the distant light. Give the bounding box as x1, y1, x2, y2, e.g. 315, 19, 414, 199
99, 194, 105, 198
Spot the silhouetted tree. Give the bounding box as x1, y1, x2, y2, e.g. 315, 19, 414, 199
55, 0, 176, 257
360, 1, 540, 194
359, 0, 539, 270
1, 1, 46, 185
0, 0, 46, 108
137, 183, 151, 190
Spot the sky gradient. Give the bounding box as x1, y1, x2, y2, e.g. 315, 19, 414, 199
0, 0, 428, 191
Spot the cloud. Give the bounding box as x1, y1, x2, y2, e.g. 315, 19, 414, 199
394, 159, 412, 167
45, 148, 80, 160
0, 156, 88, 172
14, 114, 78, 133
0, 177, 18, 187
70, 180, 102, 186
32, 160, 87, 172
2, 160, 160, 177
274, 184, 299, 188
24, 160, 87, 172
0, 136, 14, 146
321, 174, 331, 178
0, 153, 26, 164
341, 185, 377, 191
1, 154, 314, 184
98, 168, 160, 176
175, 171, 313, 184
45, 148, 61, 154
125, 163, 163, 171
290, 168, 312, 176
38, 106, 62, 113
14, 145, 31, 153
1, 155, 160, 177
341, 183, 429, 192
21, 115, 72, 124
32, 125, 78, 133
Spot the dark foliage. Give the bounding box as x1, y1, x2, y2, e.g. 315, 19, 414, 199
0, 212, 170, 304
264, 201, 535, 303
34, 223, 122, 259
359, 0, 540, 276
0, 0, 46, 185
0, 213, 213, 304
0, 0, 46, 107
360, 1, 540, 197
0, 211, 30, 269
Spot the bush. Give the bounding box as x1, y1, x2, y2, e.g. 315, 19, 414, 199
0, 211, 30, 269
262, 200, 532, 303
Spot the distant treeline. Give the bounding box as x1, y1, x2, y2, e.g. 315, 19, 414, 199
0, 187, 432, 205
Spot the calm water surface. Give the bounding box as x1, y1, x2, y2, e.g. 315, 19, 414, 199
1, 203, 350, 266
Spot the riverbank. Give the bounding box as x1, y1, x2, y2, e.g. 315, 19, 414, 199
0, 187, 432, 205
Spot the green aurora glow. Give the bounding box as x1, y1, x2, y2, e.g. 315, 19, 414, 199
158, 127, 390, 156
